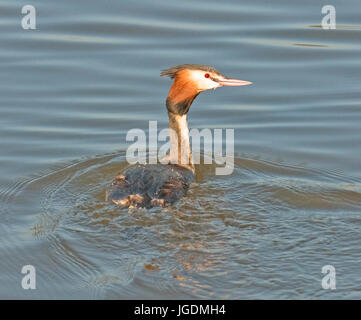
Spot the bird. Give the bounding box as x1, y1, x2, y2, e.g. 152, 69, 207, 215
106, 64, 252, 208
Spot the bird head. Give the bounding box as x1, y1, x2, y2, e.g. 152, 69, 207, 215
161, 64, 251, 115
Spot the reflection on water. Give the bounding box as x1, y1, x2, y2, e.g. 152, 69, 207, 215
0, 0, 361, 299
2, 153, 361, 299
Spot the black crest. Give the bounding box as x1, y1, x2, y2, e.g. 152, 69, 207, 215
160, 64, 224, 79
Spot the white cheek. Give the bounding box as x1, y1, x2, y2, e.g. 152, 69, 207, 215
189, 71, 219, 90
200, 78, 219, 90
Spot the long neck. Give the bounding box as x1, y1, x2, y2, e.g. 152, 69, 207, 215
163, 77, 199, 172
167, 112, 193, 171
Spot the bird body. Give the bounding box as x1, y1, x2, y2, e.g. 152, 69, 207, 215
106, 64, 251, 208
106, 164, 194, 208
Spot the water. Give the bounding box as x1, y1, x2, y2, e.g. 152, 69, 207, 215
0, 0, 361, 299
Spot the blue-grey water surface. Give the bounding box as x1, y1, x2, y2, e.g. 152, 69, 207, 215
0, 0, 361, 299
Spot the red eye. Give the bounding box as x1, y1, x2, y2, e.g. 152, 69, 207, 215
204, 73, 210, 78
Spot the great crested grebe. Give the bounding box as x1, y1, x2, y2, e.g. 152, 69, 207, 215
106, 64, 252, 208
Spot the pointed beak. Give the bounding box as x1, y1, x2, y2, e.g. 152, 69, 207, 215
217, 77, 252, 87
